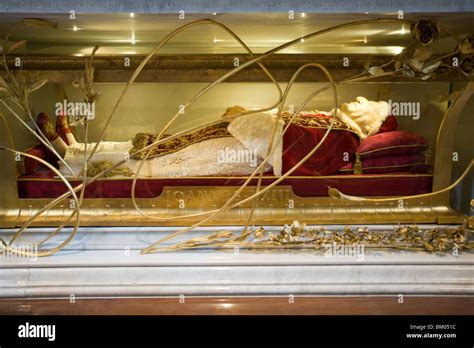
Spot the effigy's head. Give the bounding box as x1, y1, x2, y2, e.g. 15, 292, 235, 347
339, 97, 390, 137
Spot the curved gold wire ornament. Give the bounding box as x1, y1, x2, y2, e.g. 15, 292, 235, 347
0, 99, 76, 175
128, 19, 285, 221
0, 111, 80, 249
141, 64, 340, 253
328, 160, 474, 202
128, 19, 418, 221
1, 19, 76, 176
72, 17, 442, 195
242, 63, 340, 235
37, 119, 91, 248
5, 18, 412, 227
0, 147, 80, 257
85, 19, 285, 162
0, 112, 16, 150
140, 67, 413, 252
152, 224, 474, 253
0, 45, 94, 256
1, 17, 470, 256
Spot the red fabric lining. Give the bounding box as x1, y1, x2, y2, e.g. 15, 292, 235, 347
17, 173, 432, 199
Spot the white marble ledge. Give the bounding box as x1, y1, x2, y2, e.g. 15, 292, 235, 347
0, 225, 473, 267
1, 248, 473, 268
0, 254, 473, 297
0, 225, 473, 297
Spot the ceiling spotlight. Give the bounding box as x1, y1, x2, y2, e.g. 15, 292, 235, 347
130, 13, 135, 18
300, 38, 305, 43
301, 13, 306, 18
213, 12, 217, 15
73, 25, 78, 31
363, 36, 368, 44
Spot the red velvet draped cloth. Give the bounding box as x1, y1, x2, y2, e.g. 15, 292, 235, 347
282, 113, 359, 176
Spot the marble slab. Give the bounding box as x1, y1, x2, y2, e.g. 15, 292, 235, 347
1, 226, 473, 298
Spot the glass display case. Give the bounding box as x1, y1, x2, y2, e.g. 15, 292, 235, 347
0, 0, 472, 315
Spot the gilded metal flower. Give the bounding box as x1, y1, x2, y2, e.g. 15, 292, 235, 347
453, 230, 466, 244
458, 34, 474, 56
290, 220, 305, 236
411, 19, 439, 46
422, 241, 435, 251
333, 234, 344, 244
459, 55, 473, 76
433, 237, 449, 251
254, 226, 265, 239
468, 216, 474, 230
156, 221, 472, 253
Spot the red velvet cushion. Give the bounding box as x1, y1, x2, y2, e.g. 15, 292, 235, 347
378, 115, 398, 133
340, 154, 430, 174
283, 122, 359, 176
358, 130, 428, 159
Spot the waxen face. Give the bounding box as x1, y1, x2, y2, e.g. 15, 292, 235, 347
339, 97, 390, 136
342, 96, 370, 113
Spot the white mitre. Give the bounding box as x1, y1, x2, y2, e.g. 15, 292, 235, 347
331, 97, 390, 139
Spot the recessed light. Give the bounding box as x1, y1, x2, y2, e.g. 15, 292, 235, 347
130, 13, 135, 18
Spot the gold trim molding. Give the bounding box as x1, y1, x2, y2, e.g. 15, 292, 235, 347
1, 185, 464, 228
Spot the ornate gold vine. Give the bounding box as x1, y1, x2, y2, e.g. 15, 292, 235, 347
154, 221, 474, 253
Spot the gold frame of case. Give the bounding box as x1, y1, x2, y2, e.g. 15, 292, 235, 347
0, 13, 473, 229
